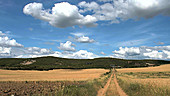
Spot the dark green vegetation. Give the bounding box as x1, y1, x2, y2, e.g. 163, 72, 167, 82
0, 71, 111, 96
0, 56, 169, 70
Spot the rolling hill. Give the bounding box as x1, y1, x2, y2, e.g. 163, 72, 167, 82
0, 56, 169, 70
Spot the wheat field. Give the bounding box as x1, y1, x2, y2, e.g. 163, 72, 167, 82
0, 69, 109, 81
117, 64, 170, 72
116, 64, 170, 96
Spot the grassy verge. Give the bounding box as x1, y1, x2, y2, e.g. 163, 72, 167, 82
117, 72, 170, 96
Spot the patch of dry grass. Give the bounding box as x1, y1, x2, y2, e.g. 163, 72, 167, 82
0, 69, 109, 81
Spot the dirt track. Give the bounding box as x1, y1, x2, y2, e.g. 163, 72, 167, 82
97, 73, 113, 96
97, 69, 127, 96
114, 73, 127, 96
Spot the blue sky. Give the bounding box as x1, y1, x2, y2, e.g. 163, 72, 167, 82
0, 0, 170, 59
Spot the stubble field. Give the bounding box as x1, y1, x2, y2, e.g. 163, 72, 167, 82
116, 64, 170, 96
0, 69, 109, 81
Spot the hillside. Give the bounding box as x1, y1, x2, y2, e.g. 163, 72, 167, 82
0, 56, 169, 70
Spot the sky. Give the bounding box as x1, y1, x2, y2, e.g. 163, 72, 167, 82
0, 0, 170, 59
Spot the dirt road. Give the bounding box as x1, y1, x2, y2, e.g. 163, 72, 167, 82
114, 73, 127, 96
97, 72, 113, 96
97, 69, 127, 96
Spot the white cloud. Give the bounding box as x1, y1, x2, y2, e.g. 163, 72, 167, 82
0, 36, 23, 47
0, 46, 55, 58
71, 50, 96, 59
23, 1, 170, 27
100, 51, 106, 55
16, 49, 96, 59
14, 47, 55, 58
58, 41, 76, 51
48, 50, 96, 59
23, 2, 97, 28
112, 46, 170, 59
0, 31, 23, 48
0, 31, 97, 59
78, 1, 100, 13
75, 36, 95, 43
0, 47, 11, 57
0, 31, 96, 59
25, 47, 54, 55
70, 32, 86, 37
79, 0, 170, 24
70, 33, 95, 43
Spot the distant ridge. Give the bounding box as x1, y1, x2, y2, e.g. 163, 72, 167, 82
0, 56, 169, 71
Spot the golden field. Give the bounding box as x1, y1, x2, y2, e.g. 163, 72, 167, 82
117, 64, 170, 72
116, 64, 170, 96
0, 69, 109, 81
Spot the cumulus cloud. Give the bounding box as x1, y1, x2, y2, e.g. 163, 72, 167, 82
78, 1, 100, 13
0, 36, 23, 47
70, 33, 95, 43
2, 46, 54, 58
0, 31, 96, 59
0, 31, 54, 58
79, 0, 170, 24
14, 47, 55, 58
23, 1, 170, 27
100, 52, 106, 55
0, 31, 22, 57
0, 31, 23, 48
15, 49, 96, 59
71, 50, 96, 59
25, 47, 54, 55
0, 31, 97, 59
58, 41, 76, 51
112, 46, 170, 60
0, 47, 11, 57
23, 2, 97, 28
75, 36, 95, 43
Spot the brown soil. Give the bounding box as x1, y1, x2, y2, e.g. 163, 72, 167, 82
0, 81, 85, 96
